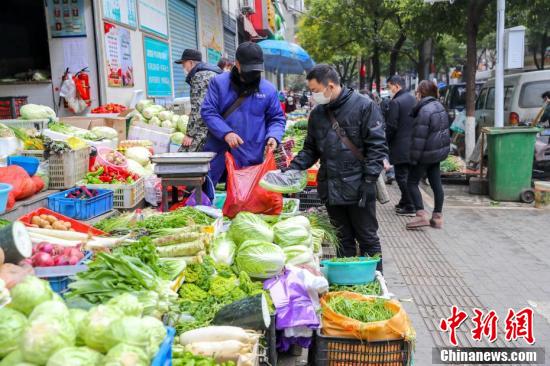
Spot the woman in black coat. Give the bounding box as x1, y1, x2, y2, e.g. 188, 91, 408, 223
406, 80, 450, 229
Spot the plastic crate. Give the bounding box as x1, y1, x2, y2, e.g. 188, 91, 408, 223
296, 188, 323, 210
151, 327, 176, 366
82, 177, 145, 209
34, 251, 93, 295
310, 330, 413, 366
49, 147, 90, 189
0, 96, 27, 119
0, 118, 47, 131
18, 207, 106, 235
19, 149, 45, 161
48, 188, 114, 220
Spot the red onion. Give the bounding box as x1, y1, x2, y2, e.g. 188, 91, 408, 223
68, 256, 80, 265
32, 252, 54, 267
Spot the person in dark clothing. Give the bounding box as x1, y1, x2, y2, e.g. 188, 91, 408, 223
299, 91, 308, 108
538, 91, 550, 124
406, 80, 450, 230
286, 64, 388, 270
217, 57, 233, 72
386, 75, 416, 216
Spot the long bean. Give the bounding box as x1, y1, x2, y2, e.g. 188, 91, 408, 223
327, 296, 394, 323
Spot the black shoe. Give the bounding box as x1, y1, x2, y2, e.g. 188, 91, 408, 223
396, 207, 416, 216
385, 177, 394, 185
394, 203, 403, 210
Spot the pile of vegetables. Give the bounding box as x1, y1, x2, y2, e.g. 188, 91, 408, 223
130, 100, 188, 137
329, 282, 382, 297
282, 199, 297, 214
282, 124, 307, 154
176, 326, 259, 366
29, 214, 74, 231
48, 121, 100, 141
441, 155, 464, 173
20, 104, 57, 121
28, 242, 85, 267
91, 103, 127, 114
84, 166, 138, 184
63, 186, 101, 199
25, 226, 128, 250
152, 225, 211, 265
326, 295, 395, 323
1, 277, 167, 366
123, 146, 155, 177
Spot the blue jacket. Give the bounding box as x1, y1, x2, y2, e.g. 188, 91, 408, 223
201, 72, 286, 185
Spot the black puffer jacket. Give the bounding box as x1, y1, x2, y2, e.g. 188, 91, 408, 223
409, 97, 450, 164
289, 87, 388, 205
385, 89, 416, 164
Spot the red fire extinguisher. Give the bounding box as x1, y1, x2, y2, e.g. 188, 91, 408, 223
74, 68, 91, 106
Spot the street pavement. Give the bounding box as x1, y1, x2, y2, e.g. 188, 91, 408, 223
279, 181, 550, 365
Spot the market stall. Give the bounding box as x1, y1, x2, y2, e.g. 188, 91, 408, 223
0, 102, 415, 366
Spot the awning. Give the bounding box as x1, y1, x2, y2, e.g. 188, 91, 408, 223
240, 15, 260, 39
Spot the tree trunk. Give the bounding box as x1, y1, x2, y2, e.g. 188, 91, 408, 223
541, 32, 548, 69
389, 33, 407, 76
367, 57, 373, 91
373, 46, 381, 94
420, 38, 433, 81
417, 43, 425, 80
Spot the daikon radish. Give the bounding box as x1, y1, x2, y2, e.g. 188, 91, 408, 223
184, 340, 251, 362
26, 227, 90, 241
29, 233, 82, 247
179, 326, 253, 345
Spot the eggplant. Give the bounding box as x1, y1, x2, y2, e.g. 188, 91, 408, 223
212, 293, 271, 331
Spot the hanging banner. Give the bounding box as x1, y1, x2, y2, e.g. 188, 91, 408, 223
46, 0, 86, 38
144, 36, 172, 97
104, 22, 134, 87
199, 0, 223, 58
102, 0, 138, 28
138, 0, 168, 39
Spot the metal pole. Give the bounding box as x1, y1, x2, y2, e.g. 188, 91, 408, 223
495, 0, 505, 127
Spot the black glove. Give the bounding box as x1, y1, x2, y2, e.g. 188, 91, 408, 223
358, 180, 377, 208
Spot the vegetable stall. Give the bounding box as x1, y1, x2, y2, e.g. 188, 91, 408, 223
0, 104, 415, 366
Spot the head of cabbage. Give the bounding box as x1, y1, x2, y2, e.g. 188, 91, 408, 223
20, 317, 76, 365
235, 240, 285, 279
103, 343, 150, 366
91, 126, 118, 140
210, 233, 236, 266
149, 116, 161, 126
29, 300, 70, 323
80, 305, 123, 353
20, 104, 56, 120
0, 308, 27, 357
136, 99, 154, 113
46, 346, 103, 366
229, 212, 274, 246
273, 216, 312, 247
69, 308, 88, 346
125, 146, 151, 166
126, 159, 147, 177
8, 276, 54, 316
107, 293, 143, 317
282, 245, 314, 266
103, 316, 164, 357
171, 132, 184, 145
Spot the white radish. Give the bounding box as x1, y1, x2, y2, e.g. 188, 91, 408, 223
29, 233, 82, 247
184, 340, 251, 362
26, 227, 90, 241
179, 326, 253, 346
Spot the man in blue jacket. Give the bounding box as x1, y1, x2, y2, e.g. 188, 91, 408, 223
201, 42, 286, 186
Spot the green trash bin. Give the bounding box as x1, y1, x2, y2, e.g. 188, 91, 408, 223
483, 126, 541, 202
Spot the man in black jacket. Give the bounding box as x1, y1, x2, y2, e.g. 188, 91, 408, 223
386, 75, 416, 216
287, 65, 388, 270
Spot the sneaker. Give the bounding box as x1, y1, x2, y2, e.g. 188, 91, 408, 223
394, 203, 404, 210
396, 207, 416, 216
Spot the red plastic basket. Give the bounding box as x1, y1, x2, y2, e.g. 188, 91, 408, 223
18, 208, 106, 236
0, 96, 27, 119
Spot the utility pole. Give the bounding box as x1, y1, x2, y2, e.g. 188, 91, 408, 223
495, 0, 505, 127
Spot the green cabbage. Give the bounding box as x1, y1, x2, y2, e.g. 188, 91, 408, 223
161, 120, 172, 129
282, 245, 315, 265
103, 343, 149, 366
69, 309, 88, 346
126, 159, 147, 177
21, 318, 75, 365
91, 126, 118, 140
29, 300, 70, 322
0, 350, 23, 366
107, 293, 143, 317
229, 212, 274, 246
136, 99, 153, 113
171, 132, 184, 145
125, 146, 151, 166
80, 305, 123, 353
149, 116, 161, 126
158, 110, 173, 121
235, 240, 285, 279
0, 308, 27, 357
46, 347, 103, 366
176, 115, 188, 133
273, 217, 311, 247
20, 104, 56, 120
142, 105, 164, 119
210, 233, 237, 265
8, 276, 54, 316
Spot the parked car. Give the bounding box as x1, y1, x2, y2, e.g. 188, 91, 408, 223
475, 69, 550, 127
443, 82, 484, 123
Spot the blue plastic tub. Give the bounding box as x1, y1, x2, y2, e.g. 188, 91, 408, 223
7, 155, 40, 176
151, 327, 176, 366
48, 187, 114, 220
321, 257, 380, 285
0, 183, 12, 214
34, 251, 93, 296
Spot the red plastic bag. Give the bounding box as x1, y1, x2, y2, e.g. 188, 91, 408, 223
0, 166, 44, 210
223, 151, 283, 218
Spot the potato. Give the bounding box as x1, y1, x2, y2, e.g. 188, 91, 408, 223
63, 222, 72, 229
31, 216, 41, 225
39, 214, 48, 220
37, 219, 49, 227
46, 215, 57, 224
52, 221, 68, 230
43, 225, 53, 229
30, 224, 39, 228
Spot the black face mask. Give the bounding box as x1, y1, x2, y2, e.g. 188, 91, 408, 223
231, 66, 261, 96
240, 70, 261, 84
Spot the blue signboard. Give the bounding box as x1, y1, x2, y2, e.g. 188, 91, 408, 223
143, 36, 173, 97
103, 0, 137, 29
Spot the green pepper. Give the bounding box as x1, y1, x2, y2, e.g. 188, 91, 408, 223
126, 176, 135, 184
88, 166, 104, 177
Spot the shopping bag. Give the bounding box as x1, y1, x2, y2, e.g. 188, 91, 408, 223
320, 291, 415, 342
223, 151, 283, 218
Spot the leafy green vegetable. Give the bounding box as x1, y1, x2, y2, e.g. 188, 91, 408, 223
114, 237, 169, 279
107, 293, 144, 317
235, 240, 285, 279
46, 346, 103, 366
138, 207, 214, 229
172, 349, 236, 366
303, 209, 340, 249
21, 317, 76, 365
441, 155, 463, 173
282, 245, 314, 265
283, 199, 297, 213
0, 308, 27, 357
0, 219, 11, 228
69, 308, 88, 346
80, 305, 123, 353
210, 233, 236, 265
29, 300, 70, 322
8, 276, 54, 316
229, 212, 274, 246
178, 283, 208, 302
103, 316, 165, 357
273, 216, 311, 247
329, 282, 382, 296
102, 343, 149, 366
327, 296, 395, 323
182, 256, 216, 291
0, 350, 23, 366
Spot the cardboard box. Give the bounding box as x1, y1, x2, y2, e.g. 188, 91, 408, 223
61, 116, 127, 141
